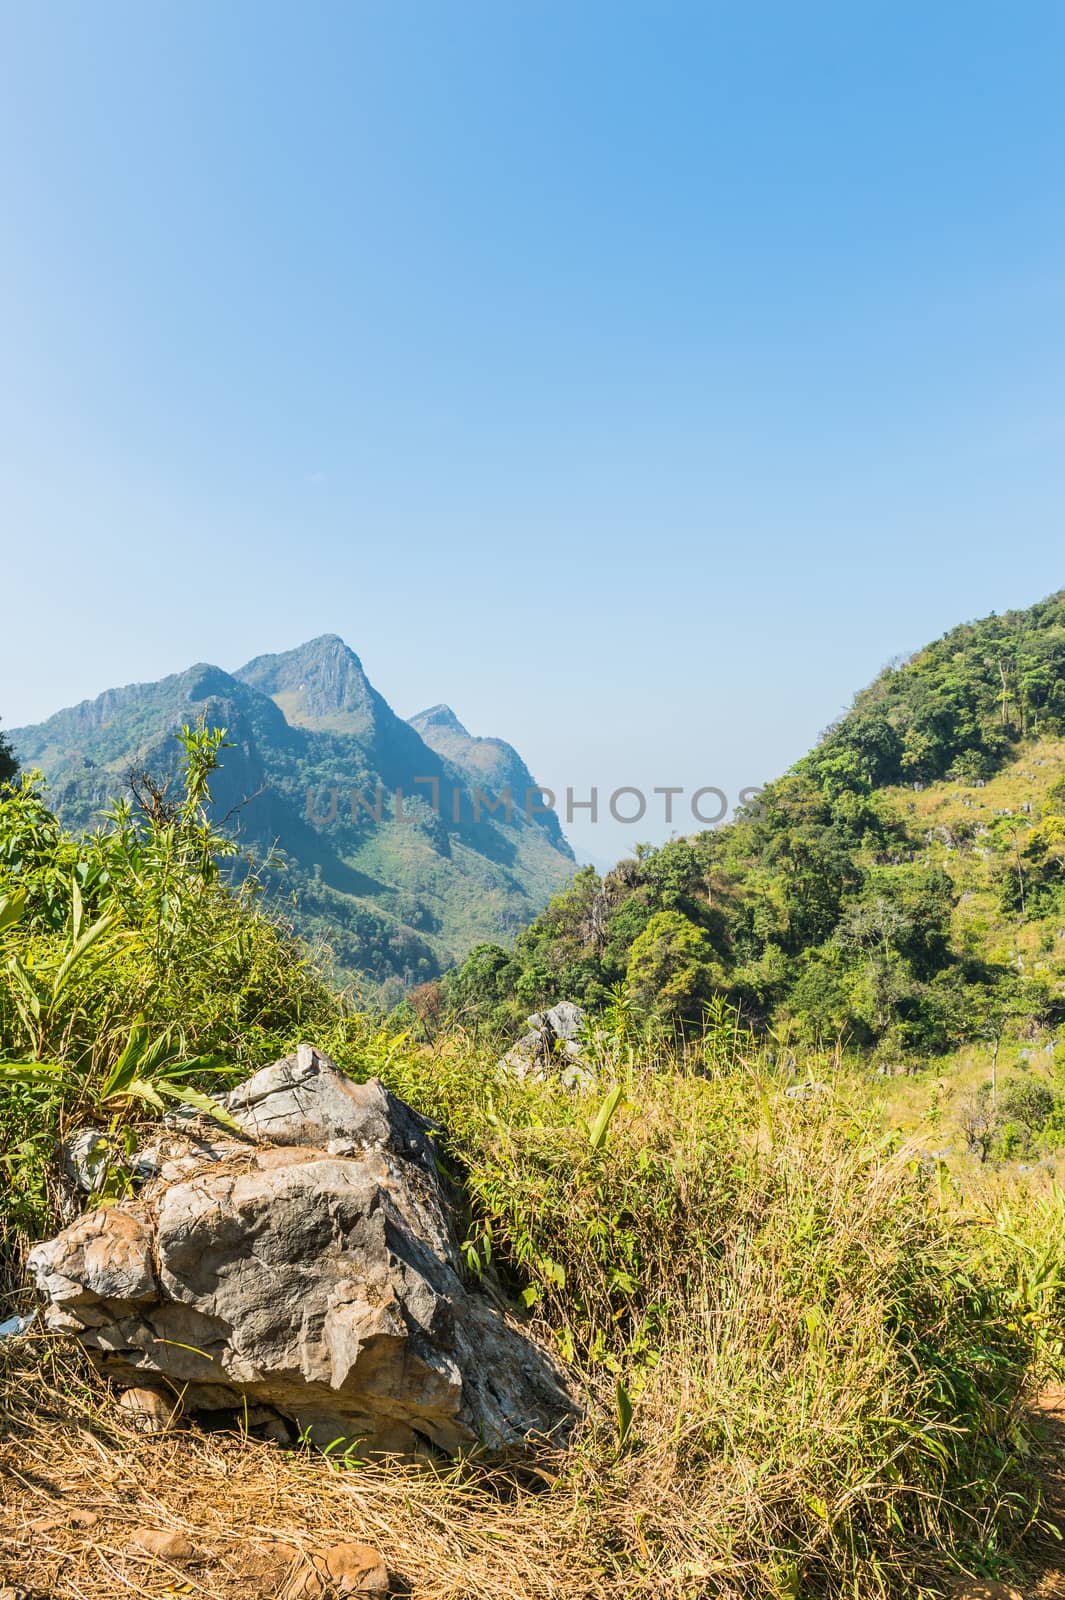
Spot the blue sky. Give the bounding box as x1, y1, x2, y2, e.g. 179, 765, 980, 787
2, 1, 1063, 859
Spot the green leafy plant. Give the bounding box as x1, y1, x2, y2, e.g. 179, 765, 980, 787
0, 721, 340, 1284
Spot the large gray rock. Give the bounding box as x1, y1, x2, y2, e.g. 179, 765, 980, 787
218, 1043, 441, 1156
540, 1001, 586, 1042
28, 1047, 576, 1455
499, 1001, 591, 1086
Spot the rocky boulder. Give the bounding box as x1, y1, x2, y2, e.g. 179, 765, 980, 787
28, 1045, 577, 1455
499, 1000, 591, 1086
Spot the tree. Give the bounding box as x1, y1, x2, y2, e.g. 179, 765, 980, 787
957, 1085, 996, 1162
407, 979, 445, 1043
625, 910, 725, 1023
0, 721, 17, 788
442, 943, 522, 1028
970, 975, 1053, 1113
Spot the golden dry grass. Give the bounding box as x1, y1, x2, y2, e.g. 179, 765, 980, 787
884, 737, 1065, 979
0, 1336, 746, 1600
4, 1343, 1065, 1600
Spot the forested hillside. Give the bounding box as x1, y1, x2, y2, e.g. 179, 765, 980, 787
805, 588, 1065, 788
0, 723, 16, 787
445, 592, 1065, 1060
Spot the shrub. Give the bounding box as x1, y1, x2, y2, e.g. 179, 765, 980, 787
0, 725, 340, 1292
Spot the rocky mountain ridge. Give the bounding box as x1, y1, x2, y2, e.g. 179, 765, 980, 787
10, 637, 575, 995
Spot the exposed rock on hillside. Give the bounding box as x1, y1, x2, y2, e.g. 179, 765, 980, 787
500, 1001, 591, 1086
28, 1046, 577, 1455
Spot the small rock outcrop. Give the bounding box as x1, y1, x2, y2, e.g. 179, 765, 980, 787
499, 1000, 590, 1085
28, 1045, 576, 1455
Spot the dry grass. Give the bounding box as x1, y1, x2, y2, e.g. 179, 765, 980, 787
8, 739, 1065, 1597
0, 1330, 1052, 1600
5, 1043, 1065, 1599
0, 1336, 744, 1600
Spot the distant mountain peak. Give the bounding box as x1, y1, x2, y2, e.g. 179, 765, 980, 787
408, 705, 566, 853
236, 635, 379, 733
410, 704, 469, 735
184, 662, 243, 700
303, 632, 362, 661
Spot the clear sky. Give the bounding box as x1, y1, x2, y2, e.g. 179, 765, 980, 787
2, 2, 1063, 860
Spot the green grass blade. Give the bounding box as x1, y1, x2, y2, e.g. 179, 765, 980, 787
588, 1084, 624, 1150
51, 909, 120, 1001
0, 888, 27, 934
154, 1080, 244, 1133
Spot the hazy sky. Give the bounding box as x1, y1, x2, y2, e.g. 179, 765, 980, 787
2, 2, 1063, 859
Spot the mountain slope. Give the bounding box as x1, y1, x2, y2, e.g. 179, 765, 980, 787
10, 639, 575, 997
408, 705, 567, 847
446, 590, 1065, 1063
238, 634, 411, 745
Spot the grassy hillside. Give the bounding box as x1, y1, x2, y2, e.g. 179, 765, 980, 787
804, 588, 1065, 789
885, 737, 1065, 981
7, 722, 1065, 1597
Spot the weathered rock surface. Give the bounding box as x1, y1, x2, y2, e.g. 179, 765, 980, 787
499, 1000, 591, 1086
129, 1528, 199, 1562
117, 1385, 181, 1433
28, 1045, 576, 1455
281, 1543, 390, 1597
